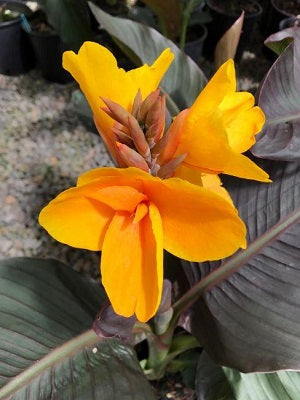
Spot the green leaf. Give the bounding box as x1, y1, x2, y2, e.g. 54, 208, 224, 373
37, 0, 93, 50
88, 3, 207, 110
172, 160, 300, 372
196, 352, 300, 400
264, 27, 296, 56
0, 258, 155, 399
252, 32, 300, 161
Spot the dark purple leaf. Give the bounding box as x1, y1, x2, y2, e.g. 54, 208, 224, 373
171, 160, 300, 372
251, 32, 300, 161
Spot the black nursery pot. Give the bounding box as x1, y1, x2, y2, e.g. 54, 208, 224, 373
29, 30, 72, 84
0, 0, 35, 75
204, 0, 263, 60
262, 0, 300, 36
184, 23, 208, 63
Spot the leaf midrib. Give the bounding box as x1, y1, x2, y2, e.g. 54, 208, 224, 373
0, 329, 101, 399
265, 111, 300, 126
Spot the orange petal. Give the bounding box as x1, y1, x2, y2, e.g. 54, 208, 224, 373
173, 163, 204, 185
176, 107, 230, 171
77, 166, 148, 187
144, 177, 247, 261
135, 203, 163, 321
101, 207, 163, 322
219, 93, 265, 153
89, 185, 147, 213
201, 173, 234, 205
223, 151, 271, 182
188, 59, 236, 115
39, 194, 113, 251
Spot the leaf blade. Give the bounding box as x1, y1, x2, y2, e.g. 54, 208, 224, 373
0, 258, 155, 399
251, 32, 300, 161
174, 161, 300, 372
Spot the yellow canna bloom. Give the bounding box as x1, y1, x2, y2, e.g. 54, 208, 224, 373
39, 167, 246, 322
167, 59, 270, 183
63, 41, 174, 160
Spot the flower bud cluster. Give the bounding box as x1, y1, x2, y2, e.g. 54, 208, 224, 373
102, 89, 186, 179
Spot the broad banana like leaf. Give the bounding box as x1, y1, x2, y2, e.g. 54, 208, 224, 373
177, 160, 300, 372
0, 258, 155, 400
196, 352, 300, 400
252, 32, 300, 161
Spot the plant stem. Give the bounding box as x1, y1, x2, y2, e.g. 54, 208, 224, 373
179, 0, 202, 50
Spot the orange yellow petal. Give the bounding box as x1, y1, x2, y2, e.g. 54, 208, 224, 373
143, 176, 247, 261
172, 59, 269, 183
101, 206, 163, 322
39, 166, 249, 322
63, 42, 173, 159
39, 194, 114, 251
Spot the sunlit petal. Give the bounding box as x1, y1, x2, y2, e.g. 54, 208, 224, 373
145, 177, 246, 261
135, 203, 163, 322
39, 194, 113, 251
63, 42, 173, 159
101, 206, 163, 322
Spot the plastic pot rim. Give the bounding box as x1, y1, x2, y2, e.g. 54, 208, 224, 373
205, 0, 263, 18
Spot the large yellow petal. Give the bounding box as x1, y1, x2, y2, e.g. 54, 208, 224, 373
77, 166, 147, 187
144, 177, 247, 261
135, 203, 163, 322
188, 59, 235, 115
63, 42, 173, 158
219, 93, 265, 153
200, 173, 234, 205
39, 195, 114, 251
127, 48, 174, 99
176, 108, 230, 171
101, 207, 163, 322
223, 151, 271, 182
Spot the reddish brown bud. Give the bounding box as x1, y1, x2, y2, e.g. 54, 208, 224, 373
116, 142, 150, 172
127, 115, 151, 161
138, 89, 160, 122
154, 109, 189, 165
145, 96, 162, 128
157, 154, 187, 179
111, 126, 134, 148
132, 89, 143, 118
101, 97, 131, 127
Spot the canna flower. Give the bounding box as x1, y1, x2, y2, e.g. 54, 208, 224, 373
63, 41, 173, 160
39, 167, 246, 322
164, 59, 270, 183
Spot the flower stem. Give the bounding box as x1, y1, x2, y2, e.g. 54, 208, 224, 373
179, 0, 203, 50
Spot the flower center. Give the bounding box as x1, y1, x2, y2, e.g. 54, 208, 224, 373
133, 202, 149, 224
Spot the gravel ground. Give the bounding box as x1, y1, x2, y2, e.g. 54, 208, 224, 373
0, 70, 112, 277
